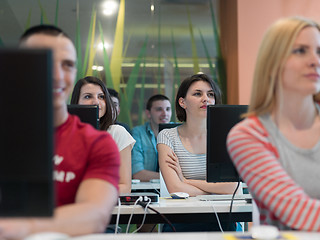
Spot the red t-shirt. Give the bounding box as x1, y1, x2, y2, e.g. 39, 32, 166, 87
53, 114, 120, 206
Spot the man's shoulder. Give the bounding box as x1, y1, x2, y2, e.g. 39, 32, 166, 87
63, 114, 111, 140
132, 122, 149, 134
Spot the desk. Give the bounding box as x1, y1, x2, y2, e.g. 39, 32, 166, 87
131, 182, 160, 192
111, 197, 252, 224
71, 231, 320, 240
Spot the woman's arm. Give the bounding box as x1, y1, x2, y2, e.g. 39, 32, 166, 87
118, 145, 132, 194
185, 179, 239, 194
164, 147, 238, 195
158, 143, 208, 196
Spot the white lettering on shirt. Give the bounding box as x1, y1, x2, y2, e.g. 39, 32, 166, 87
52, 155, 76, 183
53, 155, 64, 165
53, 170, 76, 183
54, 170, 65, 182
65, 172, 76, 182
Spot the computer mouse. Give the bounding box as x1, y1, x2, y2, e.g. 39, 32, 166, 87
170, 192, 189, 199
131, 179, 140, 184
24, 232, 69, 240
251, 225, 279, 239
150, 179, 160, 183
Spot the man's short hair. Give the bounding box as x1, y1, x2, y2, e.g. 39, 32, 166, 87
146, 94, 170, 110
20, 24, 71, 43
107, 88, 120, 102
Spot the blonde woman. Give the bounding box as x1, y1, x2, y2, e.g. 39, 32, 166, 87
227, 16, 320, 231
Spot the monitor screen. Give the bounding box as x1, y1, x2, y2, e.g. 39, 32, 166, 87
67, 105, 99, 129
0, 48, 54, 216
159, 123, 182, 133
206, 105, 248, 182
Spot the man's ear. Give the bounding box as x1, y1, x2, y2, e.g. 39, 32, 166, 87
178, 97, 185, 109
145, 109, 151, 119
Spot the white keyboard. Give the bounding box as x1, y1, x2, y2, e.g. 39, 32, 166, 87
196, 194, 252, 202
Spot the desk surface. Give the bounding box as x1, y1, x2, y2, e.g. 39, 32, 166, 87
114, 197, 251, 214
112, 197, 252, 224
131, 181, 160, 191
71, 231, 320, 240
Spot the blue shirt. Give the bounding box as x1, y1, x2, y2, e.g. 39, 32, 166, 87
131, 122, 158, 175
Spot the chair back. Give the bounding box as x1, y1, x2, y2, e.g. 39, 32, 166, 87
160, 171, 170, 197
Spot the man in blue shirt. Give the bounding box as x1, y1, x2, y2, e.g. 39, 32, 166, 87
131, 94, 172, 182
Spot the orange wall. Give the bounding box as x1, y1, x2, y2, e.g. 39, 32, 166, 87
237, 0, 320, 104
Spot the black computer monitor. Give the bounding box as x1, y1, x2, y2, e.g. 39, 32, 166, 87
206, 105, 248, 182
0, 48, 54, 216
159, 122, 182, 132
67, 105, 99, 129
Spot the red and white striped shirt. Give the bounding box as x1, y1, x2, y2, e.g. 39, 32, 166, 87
227, 116, 320, 231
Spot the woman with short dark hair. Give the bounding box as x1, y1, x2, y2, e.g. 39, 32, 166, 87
157, 73, 238, 231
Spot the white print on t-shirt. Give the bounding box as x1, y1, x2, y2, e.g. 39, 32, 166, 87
52, 154, 76, 183
53, 155, 64, 165
54, 171, 76, 182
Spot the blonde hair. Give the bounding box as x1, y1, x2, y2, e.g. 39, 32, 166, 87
246, 16, 320, 117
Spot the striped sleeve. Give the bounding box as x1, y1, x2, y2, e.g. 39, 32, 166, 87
157, 128, 174, 149
227, 116, 320, 231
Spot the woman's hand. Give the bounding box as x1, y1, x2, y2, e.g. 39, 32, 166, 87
165, 151, 186, 182
0, 218, 34, 240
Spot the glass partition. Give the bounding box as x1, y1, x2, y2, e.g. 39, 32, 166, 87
0, 0, 222, 127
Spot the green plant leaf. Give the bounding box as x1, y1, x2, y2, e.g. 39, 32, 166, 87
125, 35, 148, 111
25, 9, 32, 30
117, 29, 132, 127
138, 55, 146, 125
85, 9, 97, 76
55, 0, 60, 26
209, 0, 227, 103
186, 5, 199, 74
0, 37, 4, 47
75, 0, 83, 80
199, 29, 218, 85
118, 90, 132, 128
157, 5, 162, 93
98, 21, 113, 88
110, 0, 125, 91
82, 4, 96, 76
123, 30, 132, 60
171, 31, 181, 122
37, 0, 50, 24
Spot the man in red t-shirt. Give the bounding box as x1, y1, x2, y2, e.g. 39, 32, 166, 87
0, 25, 120, 239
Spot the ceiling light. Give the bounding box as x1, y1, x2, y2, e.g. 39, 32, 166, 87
102, 1, 118, 16
98, 42, 111, 50
97, 66, 104, 71
92, 65, 104, 71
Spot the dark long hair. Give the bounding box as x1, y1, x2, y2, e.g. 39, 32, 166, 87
71, 76, 116, 130
175, 73, 222, 122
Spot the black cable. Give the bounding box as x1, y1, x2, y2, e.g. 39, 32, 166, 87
138, 202, 176, 232
228, 178, 241, 231
149, 223, 158, 232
